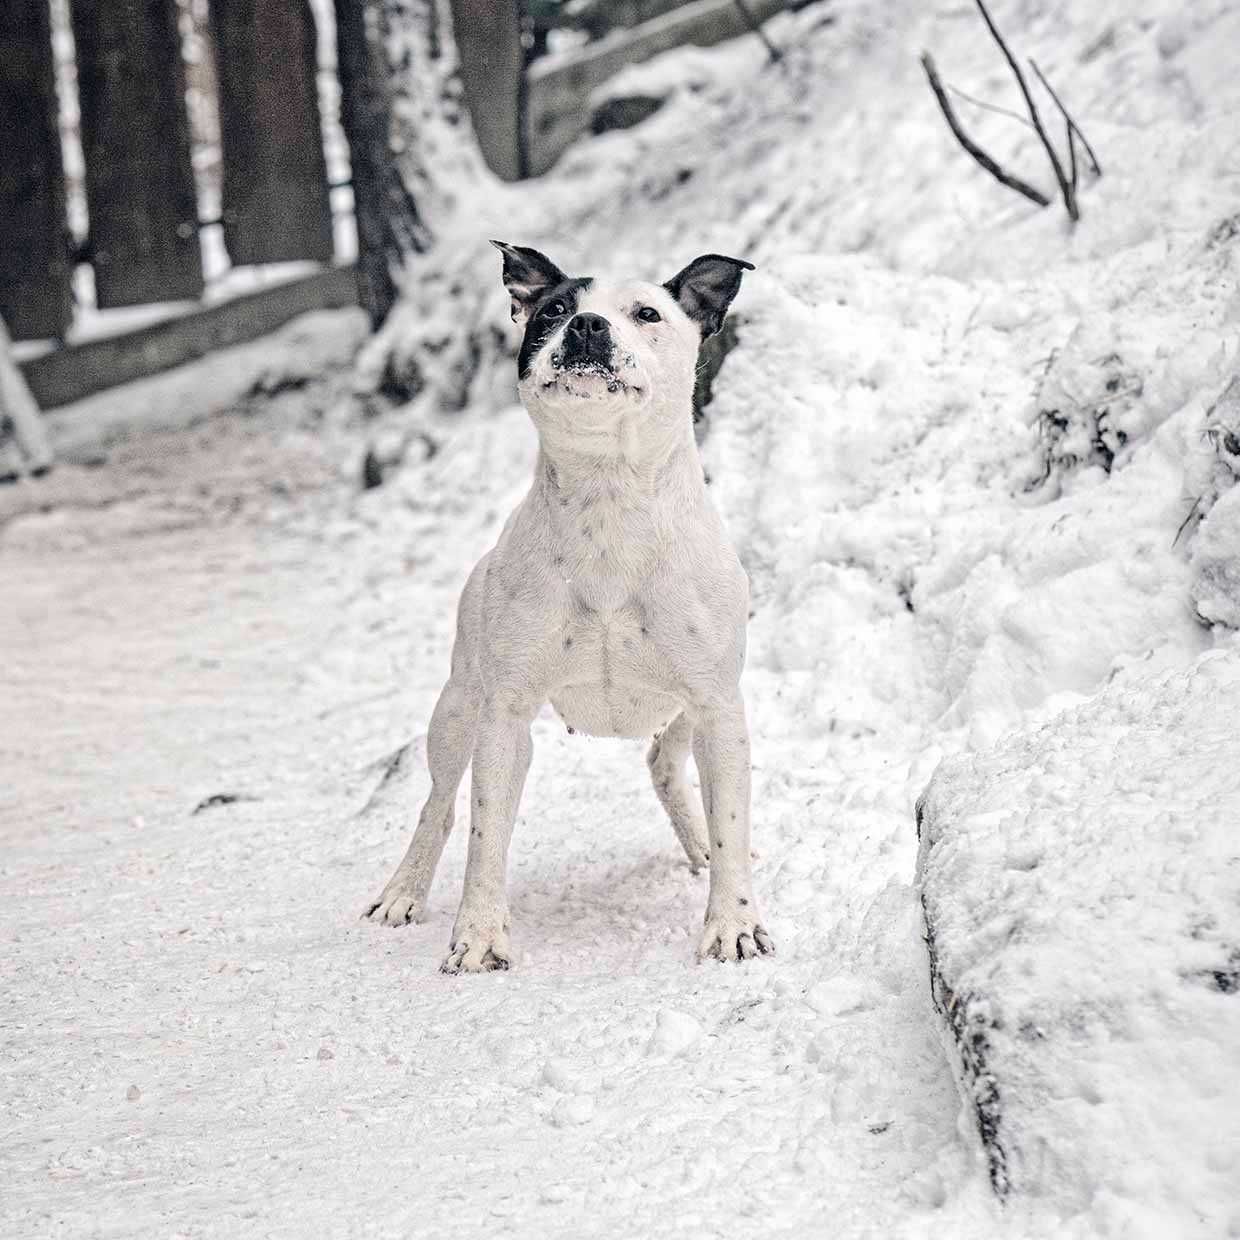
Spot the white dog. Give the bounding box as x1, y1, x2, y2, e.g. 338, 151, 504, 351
365, 242, 774, 972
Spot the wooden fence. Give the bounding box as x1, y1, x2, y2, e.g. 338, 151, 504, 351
0, 0, 336, 345
455, 0, 809, 181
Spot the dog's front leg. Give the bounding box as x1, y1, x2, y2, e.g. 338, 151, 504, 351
692, 696, 775, 962
441, 699, 533, 974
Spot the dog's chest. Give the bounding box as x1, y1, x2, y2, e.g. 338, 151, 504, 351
547, 514, 730, 737
551, 598, 682, 738
541, 493, 668, 733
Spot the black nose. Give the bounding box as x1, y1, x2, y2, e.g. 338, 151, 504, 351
566, 312, 609, 340
562, 313, 612, 365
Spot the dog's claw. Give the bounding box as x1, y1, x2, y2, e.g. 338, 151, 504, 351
440, 927, 513, 974
363, 884, 425, 927
698, 915, 775, 963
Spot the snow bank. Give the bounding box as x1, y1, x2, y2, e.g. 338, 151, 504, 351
916, 646, 1240, 1236
1188, 374, 1240, 628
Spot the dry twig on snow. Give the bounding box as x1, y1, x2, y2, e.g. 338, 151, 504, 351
920, 53, 1051, 208
1029, 58, 1103, 178
922, 0, 1102, 222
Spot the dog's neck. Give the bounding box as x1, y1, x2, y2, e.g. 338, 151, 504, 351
532, 398, 705, 588
533, 396, 700, 499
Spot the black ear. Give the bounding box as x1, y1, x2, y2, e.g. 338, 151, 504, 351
490, 240, 568, 326
663, 253, 755, 338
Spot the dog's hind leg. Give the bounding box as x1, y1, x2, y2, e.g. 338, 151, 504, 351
364, 672, 480, 925
647, 711, 710, 874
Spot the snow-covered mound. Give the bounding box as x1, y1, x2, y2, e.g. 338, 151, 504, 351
916, 645, 1240, 1236
358, 0, 1240, 1226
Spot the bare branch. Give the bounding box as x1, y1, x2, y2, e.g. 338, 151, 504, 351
1174, 495, 1202, 547
1029, 58, 1102, 176
1066, 121, 1078, 196
921, 52, 1051, 208
972, 0, 1077, 221
946, 82, 1035, 131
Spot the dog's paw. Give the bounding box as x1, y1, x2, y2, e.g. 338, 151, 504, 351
697, 911, 775, 963
362, 869, 426, 927
440, 918, 513, 974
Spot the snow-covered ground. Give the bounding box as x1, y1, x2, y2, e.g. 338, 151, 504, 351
4, 0, 1239, 1235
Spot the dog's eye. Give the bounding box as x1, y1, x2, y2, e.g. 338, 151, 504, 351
636, 306, 661, 324
542, 299, 568, 318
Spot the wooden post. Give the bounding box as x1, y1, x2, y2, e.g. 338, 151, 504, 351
0, 0, 73, 341
449, 0, 526, 182
211, 0, 335, 266
334, 0, 431, 328
0, 314, 53, 479
70, 0, 205, 307
525, 0, 798, 176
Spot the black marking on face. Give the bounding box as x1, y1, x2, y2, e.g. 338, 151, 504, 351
518, 277, 593, 379
491, 241, 567, 322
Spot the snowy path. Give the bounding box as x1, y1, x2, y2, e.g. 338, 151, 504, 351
6, 0, 1239, 1232
2, 367, 992, 1237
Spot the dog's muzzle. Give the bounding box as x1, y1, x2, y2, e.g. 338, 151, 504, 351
559, 312, 613, 372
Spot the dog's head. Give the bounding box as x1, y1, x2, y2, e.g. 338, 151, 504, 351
492, 241, 753, 450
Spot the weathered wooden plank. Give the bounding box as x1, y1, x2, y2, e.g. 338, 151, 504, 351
527, 0, 804, 176
71, 0, 204, 308
0, 0, 73, 341
448, 0, 525, 182
19, 267, 358, 410
211, 0, 334, 266
573, 0, 698, 37
0, 314, 53, 477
